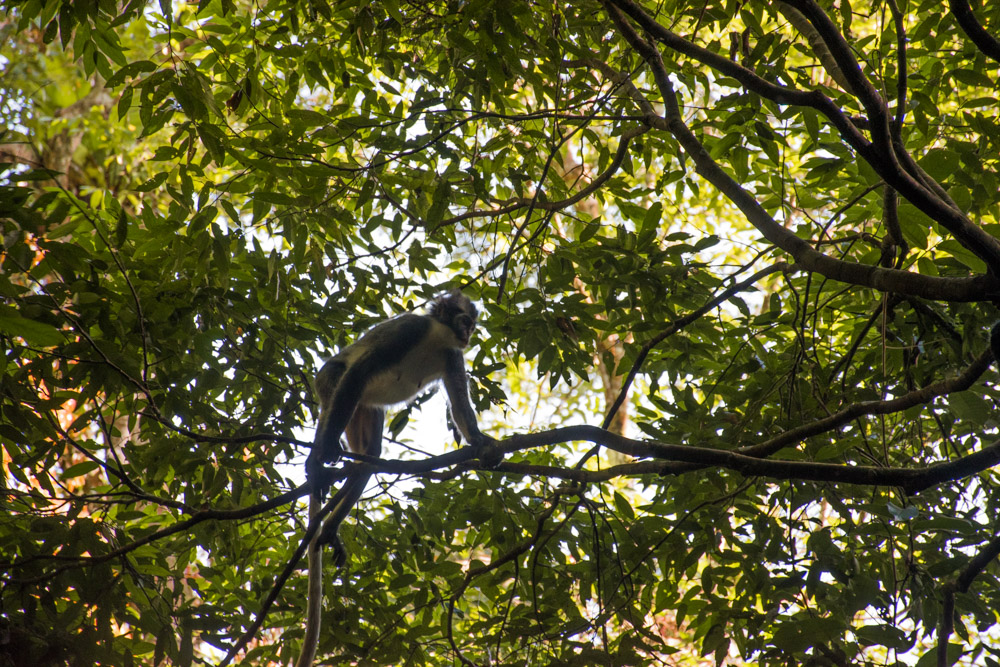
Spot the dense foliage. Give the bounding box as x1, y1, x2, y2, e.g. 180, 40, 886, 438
3, 0, 1000, 665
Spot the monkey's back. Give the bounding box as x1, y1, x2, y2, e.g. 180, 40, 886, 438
330, 314, 462, 407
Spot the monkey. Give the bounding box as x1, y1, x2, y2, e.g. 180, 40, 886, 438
296, 290, 497, 667
307, 290, 492, 490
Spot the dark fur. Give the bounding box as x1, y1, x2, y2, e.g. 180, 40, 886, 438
297, 291, 496, 667
306, 290, 493, 559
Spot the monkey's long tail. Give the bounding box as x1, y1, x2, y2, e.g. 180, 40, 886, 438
295, 470, 372, 667
295, 494, 323, 667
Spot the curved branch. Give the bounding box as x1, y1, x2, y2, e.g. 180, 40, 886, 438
602, 0, 1000, 301
495, 92, 644, 300
49, 416, 189, 512
140, 410, 311, 447
6, 485, 310, 582
938, 528, 1000, 665
743, 348, 994, 459
950, 0, 1000, 63
605, 0, 1000, 273
603, 261, 791, 429
486, 426, 1000, 495
433, 125, 649, 232
775, 0, 1000, 269
782, 0, 959, 218
605, 0, 865, 135
956, 531, 1000, 593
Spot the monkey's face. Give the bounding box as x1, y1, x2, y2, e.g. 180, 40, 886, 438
453, 312, 476, 347
430, 291, 479, 347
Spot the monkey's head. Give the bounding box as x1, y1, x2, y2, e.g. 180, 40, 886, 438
429, 290, 478, 348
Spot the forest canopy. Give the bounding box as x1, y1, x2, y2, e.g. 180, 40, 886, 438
3, 0, 1000, 665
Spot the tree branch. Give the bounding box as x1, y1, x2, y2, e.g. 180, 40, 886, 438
218, 484, 345, 667
604, 261, 791, 429
950, 0, 1000, 63
744, 348, 995, 461
605, 0, 1000, 273
602, 0, 1000, 300
777, 0, 1000, 269
341, 421, 1000, 496
938, 529, 1000, 666
5, 486, 309, 583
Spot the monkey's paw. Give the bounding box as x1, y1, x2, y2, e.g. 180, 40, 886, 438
331, 541, 348, 569
305, 455, 334, 500
318, 525, 349, 569
476, 438, 504, 469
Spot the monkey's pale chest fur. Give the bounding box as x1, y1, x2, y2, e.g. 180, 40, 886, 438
341, 319, 462, 407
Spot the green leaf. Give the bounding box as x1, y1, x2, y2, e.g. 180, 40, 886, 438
709, 132, 742, 159
915, 644, 964, 667
947, 390, 991, 422
117, 86, 134, 117
948, 68, 994, 87
612, 491, 635, 521
0, 313, 64, 347
62, 461, 101, 479
134, 172, 169, 192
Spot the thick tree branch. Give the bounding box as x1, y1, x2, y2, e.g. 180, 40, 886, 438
950, 0, 1000, 63
345, 421, 1000, 496
605, 0, 1000, 273
605, 0, 867, 139
602, 0, 1000, 301
778, 0, 891, 136
774, 1, 854, 92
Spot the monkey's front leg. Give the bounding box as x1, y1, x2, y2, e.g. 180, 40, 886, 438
448, 415, 502, 467
305, 448, 335, 500
307, 417, 348, 500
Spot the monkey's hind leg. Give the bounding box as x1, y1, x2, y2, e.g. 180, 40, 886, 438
308, 359, 352, 499
317, 403, 383, 567
296, 495, 324, 667
316, 466, 373, 568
